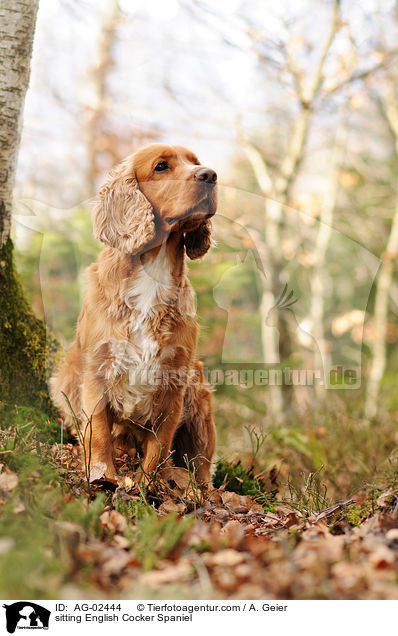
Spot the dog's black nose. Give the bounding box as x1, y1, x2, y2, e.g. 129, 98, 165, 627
194, 168, 217, 184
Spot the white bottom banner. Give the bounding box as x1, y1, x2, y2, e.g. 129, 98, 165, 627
0, 599, 396, 635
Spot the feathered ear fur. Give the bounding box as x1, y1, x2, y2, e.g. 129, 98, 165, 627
184, 220, 212, 260
92, 157, 155, 254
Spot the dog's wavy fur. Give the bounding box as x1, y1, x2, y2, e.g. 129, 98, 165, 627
50, 144, 217, 483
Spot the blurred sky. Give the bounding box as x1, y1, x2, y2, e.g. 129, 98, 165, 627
16, 0, 394, 209
18, 0, 256, 207
14, 0, 397, 228
12, 0, 397, 373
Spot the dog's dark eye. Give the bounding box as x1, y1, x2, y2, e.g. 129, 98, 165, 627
154, 161, 169, 172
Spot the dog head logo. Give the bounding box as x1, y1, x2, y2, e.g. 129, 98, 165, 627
2, 602, 50, 633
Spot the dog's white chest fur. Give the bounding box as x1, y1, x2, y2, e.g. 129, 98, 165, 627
106, 243, 175, 419
124, 243, 173, 316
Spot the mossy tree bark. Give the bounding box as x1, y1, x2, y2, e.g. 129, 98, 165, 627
0, 0, 57, 415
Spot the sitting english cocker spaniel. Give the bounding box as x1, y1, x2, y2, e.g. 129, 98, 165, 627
51, 144, 217, 484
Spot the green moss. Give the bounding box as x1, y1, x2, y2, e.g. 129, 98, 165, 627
128, 512, 194, 571
0, 237, 60, 416
213, 459, 277, 510
191, 539, 212, 554
214, 459, 263, 494
60, 495, 106, 537
0, 403, 60, 444
114, 494, 153, 520
0, 464, 105, 598
329, 500, 376, 533
345, 502, 374, 527
0, 411, 109, 600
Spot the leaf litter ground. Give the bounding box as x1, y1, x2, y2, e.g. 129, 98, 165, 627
1, 438, 398, 600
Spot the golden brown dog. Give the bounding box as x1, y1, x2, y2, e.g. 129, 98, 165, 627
51, 144, 217, 484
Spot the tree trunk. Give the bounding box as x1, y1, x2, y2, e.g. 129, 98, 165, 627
365, 82, 398, 419
310, 117, 347, 395
84, 0, 120, 197
240, 1, 341, 420
241, 143, 284, 419
0, 0, 58, 415
0, 0, 37, 242
365, 185, 398, 418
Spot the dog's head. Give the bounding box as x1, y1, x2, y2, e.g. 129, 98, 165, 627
93, 144, 218, 259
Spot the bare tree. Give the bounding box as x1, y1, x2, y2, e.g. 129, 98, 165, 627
365, 80, 398, 418
84, 0, 121, 196
83, 0, 160, 196
310, 113, 348, 394
239, 0, 341, 418
0, 0, 57, 414
236, 2, 398, 417
0, 0, 38, 242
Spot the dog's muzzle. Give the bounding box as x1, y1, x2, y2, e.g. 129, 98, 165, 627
194, 167, 217, 185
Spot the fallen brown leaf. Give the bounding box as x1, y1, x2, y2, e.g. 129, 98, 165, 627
221, 491, 249, 513
0, 470, 18, 494
222, 520, 245, 548
89, 462, 107, 482
204, 549, 246, 567
100, 509, 127, 534
158, 499, 187, 515
140, 560, 192, 586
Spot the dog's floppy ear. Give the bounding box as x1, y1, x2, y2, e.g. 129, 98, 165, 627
184, 220, 212, 260
92, 158, 155, 254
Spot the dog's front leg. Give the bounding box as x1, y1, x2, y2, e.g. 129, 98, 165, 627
138, 388, 185, 483
81, 380, 116, 479
173, 360, 216, 485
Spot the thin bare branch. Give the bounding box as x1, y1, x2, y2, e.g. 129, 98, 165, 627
324, 51, 398, 100
241, 142, 274, 197
281, 42, 305, 103
306, 0, 341, 102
